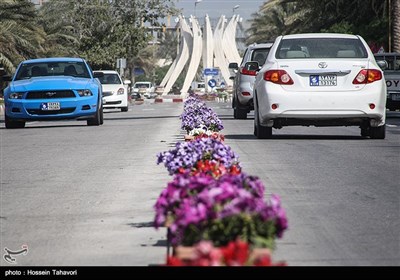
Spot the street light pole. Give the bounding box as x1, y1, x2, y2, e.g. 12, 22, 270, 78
194, 0, 202, 18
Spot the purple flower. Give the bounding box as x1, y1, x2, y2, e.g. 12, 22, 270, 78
157, 137, 239, 175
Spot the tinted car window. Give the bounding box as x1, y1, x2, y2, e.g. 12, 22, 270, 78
251, 48, 270, 65
15, 62, 90, 80
375, 54, 400, 71
276, 38, 368, 59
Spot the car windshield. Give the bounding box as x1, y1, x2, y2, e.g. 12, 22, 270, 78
276, 38, 368, 59
135, 83, 150, 88
374, 55, 400, 71
251, 48, 270, 65
15, 62, 91, 80
97, 73, 122, 84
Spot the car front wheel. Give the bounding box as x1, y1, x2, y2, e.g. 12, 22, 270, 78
5, 115, 25, 129
87, 103, 103, 126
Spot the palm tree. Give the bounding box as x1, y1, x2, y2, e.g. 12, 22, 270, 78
393, 0, 400, 52
36, 0, 79, 57
0, 0, 44, 73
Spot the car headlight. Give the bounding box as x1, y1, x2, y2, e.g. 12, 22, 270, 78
117, 88, 125, 95
77, 89, 93, 97
9, 92, 24, 99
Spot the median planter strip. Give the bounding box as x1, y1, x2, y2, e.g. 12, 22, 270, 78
154, 94, 288, 266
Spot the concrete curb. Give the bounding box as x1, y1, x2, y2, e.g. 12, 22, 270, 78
154, 98, 184, 103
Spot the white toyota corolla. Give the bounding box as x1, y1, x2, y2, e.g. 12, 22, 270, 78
253, 33, 386, 139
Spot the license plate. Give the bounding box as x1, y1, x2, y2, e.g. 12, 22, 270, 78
391, 93, 400, 101
41, 102, 60, 111
310, 75, 337, 86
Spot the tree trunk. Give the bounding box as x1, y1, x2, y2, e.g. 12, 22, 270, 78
393, 0, 400, 52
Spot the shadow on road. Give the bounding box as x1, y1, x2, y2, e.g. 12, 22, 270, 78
127, 221, 154, 228
225, 134, 365, 140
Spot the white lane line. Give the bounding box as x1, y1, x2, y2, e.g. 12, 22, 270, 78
386, 124, 398, 127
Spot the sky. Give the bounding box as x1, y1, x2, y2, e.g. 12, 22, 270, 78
174, 0, 266, 23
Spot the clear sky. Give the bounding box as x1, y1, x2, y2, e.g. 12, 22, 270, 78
174, 0, 266, 22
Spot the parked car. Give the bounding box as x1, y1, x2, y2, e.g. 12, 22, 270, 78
132, 81, 155, 99
374, 52, 400, 111
229, 43, 273, 119
252, 33, 386, 139
94, 70, 130, 112
3, 57, 104, 128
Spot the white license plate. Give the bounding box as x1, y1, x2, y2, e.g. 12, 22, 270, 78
41, 102, 60, 111
310, 75, 337, 86
391, 93, 400, 101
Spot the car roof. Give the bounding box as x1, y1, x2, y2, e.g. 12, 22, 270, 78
21, 57, 85, 64
94, 70, 119, 74
281, 33, 360, 39
247, 43, 273, 50
374, 52, 400, 56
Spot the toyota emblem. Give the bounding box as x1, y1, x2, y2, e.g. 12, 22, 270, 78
318, 62, 327, 68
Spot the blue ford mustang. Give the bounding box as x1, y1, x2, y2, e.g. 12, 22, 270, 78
3, 57, 104, 128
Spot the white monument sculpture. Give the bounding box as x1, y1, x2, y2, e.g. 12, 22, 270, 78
161, 14, 241, 97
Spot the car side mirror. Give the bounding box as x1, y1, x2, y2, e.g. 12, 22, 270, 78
376, 60, 388, 71
228, 62, 239, 70
245, 61, 260, 71
124, 79, 131, 85
1, 75, 12, 82
93, 72, 104, 78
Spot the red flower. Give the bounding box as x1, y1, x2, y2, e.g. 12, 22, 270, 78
167, 256, 184, 266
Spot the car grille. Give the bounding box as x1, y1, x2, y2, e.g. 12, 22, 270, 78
104, 101, 122, 105
27, 108, 76, 115
102, 91, 113, 97
26, 90, 76, 99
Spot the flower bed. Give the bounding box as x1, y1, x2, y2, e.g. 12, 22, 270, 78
168, 240, 286, 266
154, 93, 288, 265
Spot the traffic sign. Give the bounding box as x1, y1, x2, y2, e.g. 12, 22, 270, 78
220, 82, 226, 88
204, 68, 219, 76
208, 79, 217, 88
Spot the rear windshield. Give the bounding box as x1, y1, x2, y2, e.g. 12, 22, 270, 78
251, 48, 270, 65
134, 83, 151, 88
276, 38, 368, 59
374, 55, 400, 71
15, 61, 90, 80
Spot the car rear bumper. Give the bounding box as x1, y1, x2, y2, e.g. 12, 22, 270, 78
257, 85, 386, 127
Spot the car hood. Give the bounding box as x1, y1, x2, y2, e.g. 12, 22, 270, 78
101, 84, 124, 91
10, 77, 92, 92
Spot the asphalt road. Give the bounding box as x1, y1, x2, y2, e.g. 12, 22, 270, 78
1, 101, 399, 266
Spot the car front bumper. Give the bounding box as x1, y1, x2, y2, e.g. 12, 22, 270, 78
103, 94, 128, 108
5, 96, 99, 121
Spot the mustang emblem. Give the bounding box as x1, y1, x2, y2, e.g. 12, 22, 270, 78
45, 92, 57, 97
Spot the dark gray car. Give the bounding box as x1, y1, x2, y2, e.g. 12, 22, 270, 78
229, 43, 273, 119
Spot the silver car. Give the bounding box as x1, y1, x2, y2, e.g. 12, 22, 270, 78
374, 52, 400, 111
229, 43, 273, 119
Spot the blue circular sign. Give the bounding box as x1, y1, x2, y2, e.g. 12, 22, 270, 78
208, 79, 217, 88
